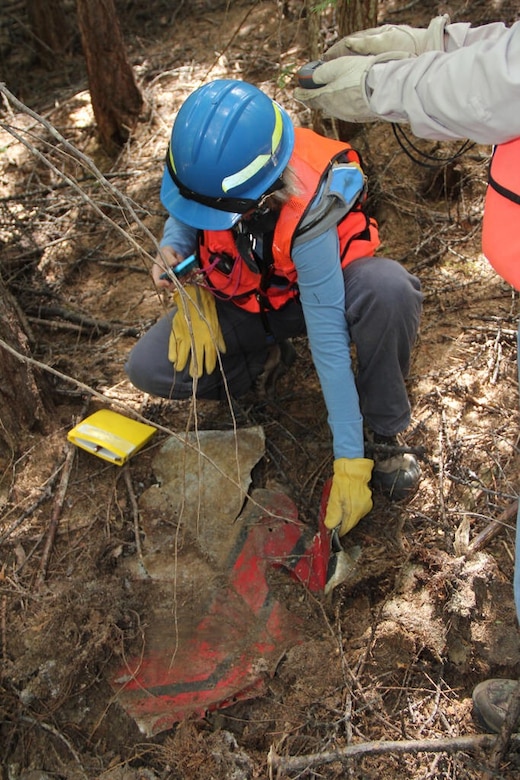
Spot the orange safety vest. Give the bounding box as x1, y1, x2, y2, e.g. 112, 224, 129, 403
197, 128, 380, 313
482, 137, 520, 291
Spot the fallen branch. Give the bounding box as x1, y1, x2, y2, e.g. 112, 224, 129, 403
0, 465, 63, 545
467, 500, 518, 554
27, 316, 91, 334
25, 304, 140, 337
20, 715, 88, 779
36, 444, 76, 588
267, 732, 520, 775
122, 465, 149, 578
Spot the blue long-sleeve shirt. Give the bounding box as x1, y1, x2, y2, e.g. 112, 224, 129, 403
160, 168, 365, 460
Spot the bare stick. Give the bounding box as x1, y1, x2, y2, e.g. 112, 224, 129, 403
122, 465, 148, 577
467, 500, 518, 554
268, 732, 520, 775
25, 304, 140, 337
36, 444, 76, 588
1, 594, 6, 664
20, 715, 88, 779
0, 464, 63, 545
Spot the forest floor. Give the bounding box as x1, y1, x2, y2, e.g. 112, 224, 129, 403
2, 1, 520, 778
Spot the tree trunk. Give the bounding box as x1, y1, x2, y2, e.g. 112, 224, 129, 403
337, 0, 378, 38
25, 0, 71, 67
336, 0, 378, 140
76, 0, 143, 155
305, 0, 379, 139
0, 280, 52, 464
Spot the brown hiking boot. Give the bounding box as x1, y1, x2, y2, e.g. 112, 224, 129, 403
366, 432, 421, 501
255, 340, 296, 399
472, 678, 520, 733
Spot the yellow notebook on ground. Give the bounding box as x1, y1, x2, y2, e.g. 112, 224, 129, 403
67, 410, 156, 466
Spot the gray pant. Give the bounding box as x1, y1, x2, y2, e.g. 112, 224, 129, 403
125, 256, 423, 436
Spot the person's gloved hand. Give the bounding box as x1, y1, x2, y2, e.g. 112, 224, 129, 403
169, 284, 226, 378
323, 14, 449, 60
324, 457, 374, 537
294, 51, 411, 123
152, 245, 182, 290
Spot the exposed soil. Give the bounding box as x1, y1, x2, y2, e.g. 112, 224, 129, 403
1, 1, 520, 779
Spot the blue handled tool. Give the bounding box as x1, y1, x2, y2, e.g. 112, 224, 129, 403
160, 253, 198, 280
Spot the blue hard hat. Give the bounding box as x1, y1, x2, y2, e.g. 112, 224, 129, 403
160, 80, 295, 230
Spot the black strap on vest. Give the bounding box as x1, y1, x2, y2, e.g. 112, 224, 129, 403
488, 147, 520, 205
488, 170, 520, 205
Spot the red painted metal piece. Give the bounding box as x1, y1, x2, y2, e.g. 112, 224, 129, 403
110, 486, 332, 734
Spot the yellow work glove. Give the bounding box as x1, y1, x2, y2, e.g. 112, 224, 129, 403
324, 458, 374, 537
168, 284, 226, 378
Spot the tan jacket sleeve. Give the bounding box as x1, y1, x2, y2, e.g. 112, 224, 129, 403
366, 21, 520, 144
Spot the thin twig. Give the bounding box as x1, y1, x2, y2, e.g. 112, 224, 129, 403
436, 391, 448, 525
0, 82, 162, 273
201, 0, 262, 83
20, 715, 88, 779
36, 444, 76, 589
0, 465, 63, 545
1, 594, 7, 666
122, 465, 148, 577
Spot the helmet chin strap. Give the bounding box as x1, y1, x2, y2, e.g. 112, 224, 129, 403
167, 142, 289, 214
165, 146, 259, 214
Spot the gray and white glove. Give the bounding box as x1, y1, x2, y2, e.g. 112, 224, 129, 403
323, 14, 450, 60
294, 51, 411, 123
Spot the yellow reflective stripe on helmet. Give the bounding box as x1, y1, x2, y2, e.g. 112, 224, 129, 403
222, 103, 284, 193
168, 143, 177, 174
270, 103, 283, 154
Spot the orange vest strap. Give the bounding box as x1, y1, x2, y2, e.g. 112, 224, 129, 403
197, 128, 380, 311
